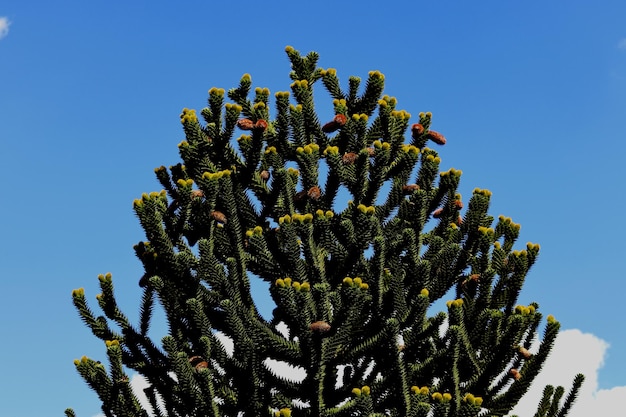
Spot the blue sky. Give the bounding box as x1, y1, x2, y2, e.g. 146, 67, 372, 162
1, 1, 626, 416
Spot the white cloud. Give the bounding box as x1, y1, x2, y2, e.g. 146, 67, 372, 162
512, 329, 626, 417
130, 374, 155, 415
0, 17, 9, 40
112, 329, 624, 417
618, 38, 626, 50
264, 357, 307, 383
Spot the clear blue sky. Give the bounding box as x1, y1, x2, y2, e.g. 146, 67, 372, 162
1, 1, 626, 416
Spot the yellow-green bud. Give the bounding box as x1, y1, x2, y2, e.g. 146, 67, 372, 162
368, 70, 384, 80
208, 87, 224, 96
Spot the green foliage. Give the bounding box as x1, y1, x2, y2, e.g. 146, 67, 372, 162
69, 47, 583, 417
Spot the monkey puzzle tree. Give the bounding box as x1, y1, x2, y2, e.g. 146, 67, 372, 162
67, 47, 583, 417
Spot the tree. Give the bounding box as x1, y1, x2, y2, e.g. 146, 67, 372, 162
68, 46, 584, 417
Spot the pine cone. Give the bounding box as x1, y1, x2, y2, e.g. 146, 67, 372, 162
518, 347, 532, 359
307, 186, 322, 200
509, 368, 521, 380
402, 184, 420, 194
310, 321, 331, 334
210, 210, 227, 224
189, 356, 209, 371
426, 130, 446, 145
342, 152, 358, 165
237, 118, 255, 130
322, 114, 347, 133
411, 123, 425, 138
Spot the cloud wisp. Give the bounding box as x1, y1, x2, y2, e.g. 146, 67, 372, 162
0, 17, 10, 40
618, 38, 626, 50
